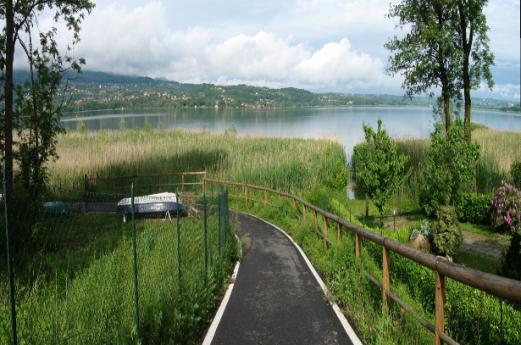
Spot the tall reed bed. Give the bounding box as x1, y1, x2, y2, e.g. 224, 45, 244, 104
393, 128, 521, 194
50, 129, 347, 193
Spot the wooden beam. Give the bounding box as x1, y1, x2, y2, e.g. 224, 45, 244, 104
323, 216, 329, 249
435, 272, 445, 345
337, 222, 342, 242
382, 246, 390, 310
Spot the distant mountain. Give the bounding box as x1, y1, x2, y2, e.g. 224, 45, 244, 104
12, 70, 518, 113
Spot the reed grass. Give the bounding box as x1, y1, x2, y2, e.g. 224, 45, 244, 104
49, 129, 347, 193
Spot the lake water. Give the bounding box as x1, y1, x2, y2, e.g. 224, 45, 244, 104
61, 106, 521, 157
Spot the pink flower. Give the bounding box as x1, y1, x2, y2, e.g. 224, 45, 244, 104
504, 212, 512, 225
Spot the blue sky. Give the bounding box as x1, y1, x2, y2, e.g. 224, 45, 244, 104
43, 0, 521, 99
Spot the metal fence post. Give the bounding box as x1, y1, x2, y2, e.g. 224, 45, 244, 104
224, 189, 229, 245
218, 188, 222, 257
130, 182, 140, 342
176, 187, 182, 291
203, 188, 208, 285
3, 162, 18, 345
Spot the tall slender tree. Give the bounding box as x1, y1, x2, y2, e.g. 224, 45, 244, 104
454, 0, 494, 141
1, 0, 94, 242
386, 0, 461, 131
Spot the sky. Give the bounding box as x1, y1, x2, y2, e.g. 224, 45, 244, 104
28, 0, 521, 99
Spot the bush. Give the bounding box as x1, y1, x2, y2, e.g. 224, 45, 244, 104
511, 159, 521, 189
352, 119, 407, 222
419, 120, 480, 216
456, 193, 491, 224
491, 183, 521, 233
499, 232, 521, 281
432, 206, 463, 258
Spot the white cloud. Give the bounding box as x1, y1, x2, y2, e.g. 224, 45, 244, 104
56, 1, 395, 92
15, 0, 519, 97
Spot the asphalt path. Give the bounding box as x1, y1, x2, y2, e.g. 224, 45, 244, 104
209, 213, 355, 345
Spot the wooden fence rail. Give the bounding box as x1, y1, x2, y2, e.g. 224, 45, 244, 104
204, 177, 521, 345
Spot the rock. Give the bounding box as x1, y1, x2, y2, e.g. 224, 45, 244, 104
410, 234, 431, 253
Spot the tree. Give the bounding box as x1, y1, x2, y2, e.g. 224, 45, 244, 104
1, 1, 94, 243
355, 119, 408, 225
0, 0, 94, 198
454, 0, 494, 141
386, 0, 461, 131
419, 119, 480, 215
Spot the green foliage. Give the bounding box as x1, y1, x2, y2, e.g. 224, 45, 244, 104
456, 193, 491, 224
143, 120, 152, 132
432, 206, 463, 257
354, 119, 407, 222
409, 219, 432, 241
419, 120, 480, 215
499, 232, 521, 281
75, 120, 86, 133
511, 159, 521, 189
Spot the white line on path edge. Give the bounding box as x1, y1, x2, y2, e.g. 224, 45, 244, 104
201, 212, 363, 345
202, 232, 242, 345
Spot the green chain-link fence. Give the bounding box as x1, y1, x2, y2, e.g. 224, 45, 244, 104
1, 171, 237, 345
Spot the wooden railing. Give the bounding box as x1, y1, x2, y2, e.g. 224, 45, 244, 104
86, 171, 207, 194
203, 178, 521, 345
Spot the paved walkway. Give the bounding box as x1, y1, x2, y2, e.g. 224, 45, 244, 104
209, 213, 355, 345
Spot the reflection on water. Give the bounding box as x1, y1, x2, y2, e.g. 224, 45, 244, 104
61, 106, 521, 156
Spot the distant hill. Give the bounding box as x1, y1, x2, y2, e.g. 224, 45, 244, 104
12, 70, 518, 113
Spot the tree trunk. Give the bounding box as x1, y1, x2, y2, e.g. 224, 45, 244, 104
443, 91, 451, 132
4, 0, 15, 236
365, 194, 369, 218
463, 82, 472, 142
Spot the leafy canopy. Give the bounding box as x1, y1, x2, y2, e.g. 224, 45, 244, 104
355, 119, 408, 222
420, 119, 480, 215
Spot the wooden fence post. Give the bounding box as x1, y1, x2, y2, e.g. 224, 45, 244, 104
264, 190, 268, 204
323, 216, 329, 249
337, 222, 342, 242
382, 246, 390, 310
303, 205, 306, 220
314, 210, 318, 228
292, 199, 296, 210
244, 186, 248, 202
435, 272, 445, 345
181, 173, 185, 191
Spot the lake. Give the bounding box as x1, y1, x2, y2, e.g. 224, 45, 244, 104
61, 106, 521, 157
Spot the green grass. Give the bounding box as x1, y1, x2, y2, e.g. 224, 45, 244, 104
1, 190, 237, 345
454, 250, 501, 274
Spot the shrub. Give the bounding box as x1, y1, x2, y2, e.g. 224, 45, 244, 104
455, 193, 491, 224
353, 119, 408, 223
511, 159, 521, 189
432, 206, 463, 258
419, 120, 480, 216
499, 232, 521, 281
409, 219, 432, 241
491, 183, 521, 233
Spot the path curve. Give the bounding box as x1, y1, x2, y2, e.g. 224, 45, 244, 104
208, 212, 359, 345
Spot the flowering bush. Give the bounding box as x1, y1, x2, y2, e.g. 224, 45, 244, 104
491, 183, 521, 233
